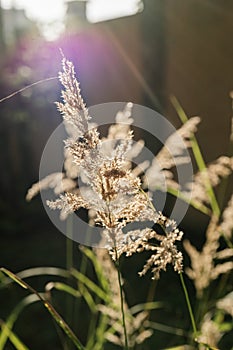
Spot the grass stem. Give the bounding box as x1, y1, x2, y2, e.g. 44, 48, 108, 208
179, 272, 197, 340
114, 248, 129, 350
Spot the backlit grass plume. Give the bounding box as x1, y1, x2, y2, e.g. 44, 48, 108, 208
13, 56, 233, 349
45, 57, 184, 280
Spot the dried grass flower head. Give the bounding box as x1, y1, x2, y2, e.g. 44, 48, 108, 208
184, 215, 233, 298
145, 116, 200, 192
188, 156, 233, 207
33, 56, 184, 279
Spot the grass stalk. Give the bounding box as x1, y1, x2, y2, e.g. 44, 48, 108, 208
65, 216, 75, 349
66, 216, 74, 271
114, 248, 129, 350
0, 77, 58, 103
179, 273, 197, 340
117, 264, 129, 350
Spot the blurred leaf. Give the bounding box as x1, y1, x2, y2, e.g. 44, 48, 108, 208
92, 314, 108, 350
0, 320, 29, 350
0, 267, 70, 289
171, 95, 220, 217
167, 186, 211, 215
71, 268, 110, 302
147, 321, 185, 337
47, 281, 81, 298
0, 268, 85, 350
218, 322, 233, 332
130, 301, 163, 315
78, 284, 97, 312
0, 294, 38, 350
80, 247, 110, 293
162, 346, 194, 350
0, 268, 28, 289
196, 342, 219, 350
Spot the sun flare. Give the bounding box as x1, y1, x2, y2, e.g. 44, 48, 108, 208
0, 0, 143, 40
1, 0, 66, 23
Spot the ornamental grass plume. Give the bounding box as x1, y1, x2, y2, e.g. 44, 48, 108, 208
197, 313, 222, 349
184, 215, 233, 298
188, 156, 233, 207
220, 193, 233, 239
216, 291, 233, 317
43, 56, 184, 280
144, 116, 200, 192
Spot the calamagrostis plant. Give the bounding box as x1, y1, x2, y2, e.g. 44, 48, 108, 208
196, 290, 233, 348
26, 57, 194, 350
188, 156, 233, 207
220, 193, 233, 239
198, 313, 222, 349
145, 116, 200, 192
43, 57, 184, 280
22, 58, 233, 349
184, 216, 233, 298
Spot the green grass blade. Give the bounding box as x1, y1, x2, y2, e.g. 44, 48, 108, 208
0, 268, 28, 289
162, 346, 194, 350
71, 268, 110, 302
47, 280, 96, 312
78, 284, 97, 312
171, 95, 220, 217
17, 267, 70, 279
93, 314, 109, 350
0, 295, 38, 350
129, 301, 163, 315
179, 273, 197, 339
79, 247, 110, 293
43, 302, 85, 350
0, 267, 70, 289
86, 313, 108, 350
166, 186, 211, 215
146, 321, 186, 337
0, 268, 85, 350
78, 247, 114, 350
47, 282, 81, 298
0, 321, 29, 350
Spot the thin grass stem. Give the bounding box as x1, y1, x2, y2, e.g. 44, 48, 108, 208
114, 247, 129, 350
117, 263, 129, 350
66, 216, 74, 271
66, 216, 75, 349
0, 77, 58, 103
179, 272, 197, 340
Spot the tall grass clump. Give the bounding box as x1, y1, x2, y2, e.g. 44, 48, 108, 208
0, 57, 232, 350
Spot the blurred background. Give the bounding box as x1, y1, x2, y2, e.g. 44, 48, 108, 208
0, 1, 233, 349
